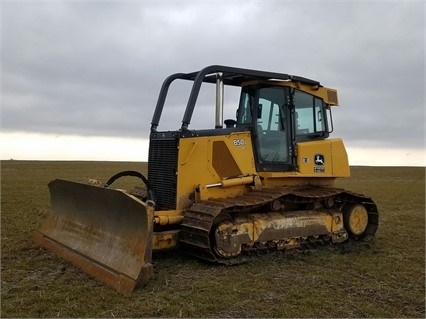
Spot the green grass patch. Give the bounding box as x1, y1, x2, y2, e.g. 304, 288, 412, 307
1, 161, 424, 317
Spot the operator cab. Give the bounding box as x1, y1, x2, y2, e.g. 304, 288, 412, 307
236, 83, 330, 172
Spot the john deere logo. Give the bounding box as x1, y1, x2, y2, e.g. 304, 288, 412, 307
314, 154, 325, 166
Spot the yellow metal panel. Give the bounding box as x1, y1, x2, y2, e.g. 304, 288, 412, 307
297, 140, 333, 176
297, 138, 350, 177
330, 139, 351, 177
176, 132, 257, 209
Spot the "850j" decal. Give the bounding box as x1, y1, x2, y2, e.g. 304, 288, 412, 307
233, 139, 246, 146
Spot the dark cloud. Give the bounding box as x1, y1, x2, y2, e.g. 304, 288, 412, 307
1, 1, 424, 152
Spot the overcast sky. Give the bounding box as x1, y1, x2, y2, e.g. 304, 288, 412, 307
1, 0, 425, 165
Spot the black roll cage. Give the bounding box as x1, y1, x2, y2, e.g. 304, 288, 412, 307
150, 65, 321, 132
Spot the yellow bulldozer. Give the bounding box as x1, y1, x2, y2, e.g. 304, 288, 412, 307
34, 65, 378, 293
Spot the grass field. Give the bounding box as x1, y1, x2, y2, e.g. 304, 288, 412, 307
1, 160, 424, 318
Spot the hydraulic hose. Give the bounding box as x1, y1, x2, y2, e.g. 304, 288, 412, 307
104, 170, 156, 206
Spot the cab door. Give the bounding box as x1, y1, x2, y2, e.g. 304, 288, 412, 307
237, 85, 293, 172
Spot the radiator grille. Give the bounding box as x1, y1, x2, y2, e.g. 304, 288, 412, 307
148, 136, 178, 210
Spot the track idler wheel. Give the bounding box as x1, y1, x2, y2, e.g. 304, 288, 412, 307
343, 204, 369, 238
213, 217, 243, 259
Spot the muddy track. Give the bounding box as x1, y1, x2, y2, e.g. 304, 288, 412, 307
179, 186, 378, 264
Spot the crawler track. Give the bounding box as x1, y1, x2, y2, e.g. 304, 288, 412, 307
179, 186, 378, 264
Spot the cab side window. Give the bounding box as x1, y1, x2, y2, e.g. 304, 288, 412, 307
237, 91, 253, 125
294, 90, 326, 136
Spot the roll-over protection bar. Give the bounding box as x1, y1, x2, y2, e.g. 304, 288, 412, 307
150, 65, 321, 132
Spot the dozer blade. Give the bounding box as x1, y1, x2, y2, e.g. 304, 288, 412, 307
34, 179, 154, 293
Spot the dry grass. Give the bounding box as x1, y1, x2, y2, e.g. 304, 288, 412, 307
1, 161, 424, 318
